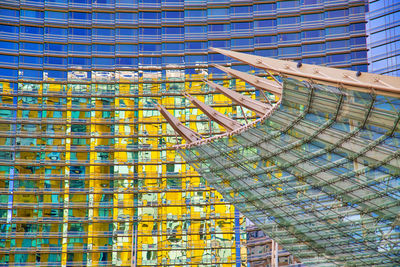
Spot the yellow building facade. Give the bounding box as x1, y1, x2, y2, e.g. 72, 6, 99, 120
0, 76, 248, 266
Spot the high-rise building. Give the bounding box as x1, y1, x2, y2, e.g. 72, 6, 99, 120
367, 0, 400, 76
0, 0, 369, 266
246, 220, 302, 267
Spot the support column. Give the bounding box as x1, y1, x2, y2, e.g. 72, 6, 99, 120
62, 104, 71, 266
271, 239, 278, 267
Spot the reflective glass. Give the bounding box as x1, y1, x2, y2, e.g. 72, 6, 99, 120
45, 27, 67, 35
0, 41, 18, 52
327, 39, 349, 49
68, 44, 91, 53
303, 43, 325, 53
301, 13, 323, 22
0, 9, 19, 17
231, 6, 252, 14
163, 11, 183, 19
69, 11, 91, 20
255, 36, 277, 46
277, 0, 299, 9
279, 33, 300, 42
0, 0, 370, 265
208, 24, 230, 32
68, 27, 91, 36
0, 25, 18, 34
45, 43, 66, 53
208, 8, 229, 16
185, 9, 206, 18
181, 74, 400, 266
93, 44, 115, 53
116, 12, 137, 22
232, 22, 252, 30
45, 10, 67, 20
326, 9, 348, 18
20, 26, 43, 35
277, 16, 299, 24
185, 25, 206, 33
162, 43, 184, 52
255, 3, 276, 11
185, 41, 206, 50
21, 10, 43, 19
140, 12, 161, 20
140, 27, 161, 35
116, 44, 137, 54
255, 19, 276, 28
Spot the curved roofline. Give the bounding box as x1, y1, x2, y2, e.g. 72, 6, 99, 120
211, 47, 400, 98
158, 49, 400, 148
174, 99, 282, 149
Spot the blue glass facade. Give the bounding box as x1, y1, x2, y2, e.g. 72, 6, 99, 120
0, 0, 368, 266
0, 0, 368, 81
367, 0, 400, 76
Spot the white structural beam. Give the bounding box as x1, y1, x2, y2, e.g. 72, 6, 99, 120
155, 103, 202, 143
213, 64, 282, 97
184, 93, 242, 132
210, 47, 400, 97
204, 79, 271, 117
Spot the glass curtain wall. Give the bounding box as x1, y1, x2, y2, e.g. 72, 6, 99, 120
367, 0, 400, 76
0, 0, 367, 266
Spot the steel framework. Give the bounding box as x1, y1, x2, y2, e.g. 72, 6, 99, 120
157, 49, 400, 265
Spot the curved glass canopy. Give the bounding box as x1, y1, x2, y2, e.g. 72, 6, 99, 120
161, 49, 400, 265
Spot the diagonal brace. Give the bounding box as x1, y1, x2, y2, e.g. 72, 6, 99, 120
204, 79, 271, 117
155, 102, 202, 143
184, 93, 242, 132
213, 64, 282, 97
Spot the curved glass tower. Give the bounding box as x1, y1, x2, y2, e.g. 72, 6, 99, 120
0, 0, 368, 266
367, 0, 400, 76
